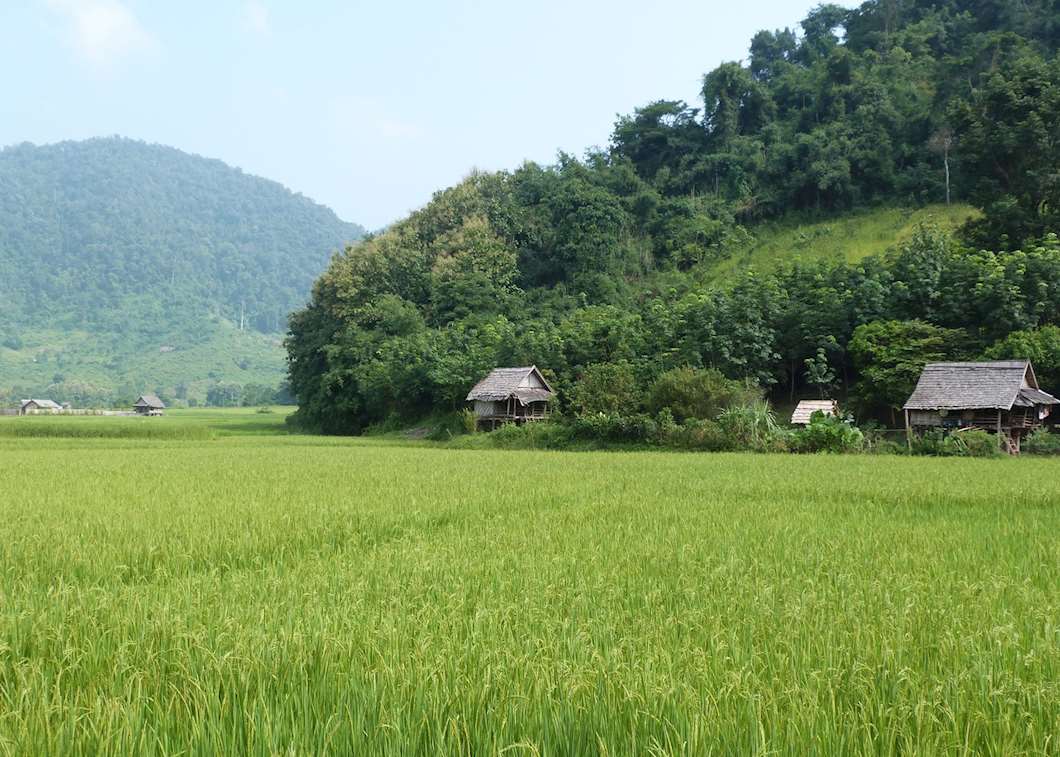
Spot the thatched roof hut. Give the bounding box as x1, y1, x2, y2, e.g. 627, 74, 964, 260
791, 399, 839, 426
466, 366, 554, 430
903, 361, 1058, 453
19, 399, 62, 415
133, 394, 166, 415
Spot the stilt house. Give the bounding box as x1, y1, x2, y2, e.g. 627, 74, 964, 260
903, 361, 1058, 453
466, 366, 555, 430
19, 399, 62, 415
133, 394, 166, 416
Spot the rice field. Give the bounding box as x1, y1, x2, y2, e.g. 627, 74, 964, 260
0, 411, 1057, 754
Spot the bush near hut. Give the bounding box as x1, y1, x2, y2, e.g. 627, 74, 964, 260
571, 412, 658, 444
790, 412, 865, 454
716, 402, 787, 453
647, 367, 759, 424
1024, 428, 1060, 456
569, 362, 641, 417
912, 429, 1001, 458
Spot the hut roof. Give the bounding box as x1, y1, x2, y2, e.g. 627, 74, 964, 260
21, 399, 61, 410
903, 361, 1058, 411
791, 399, 838, 425
134, 394, 166, 409
466, 366, 555, 403
1015, 386, 1058, 407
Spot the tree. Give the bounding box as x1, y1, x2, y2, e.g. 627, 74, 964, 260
570, 362, 641, 416
951, 54, 1060, 247
804, 347, 837, 399
647, 367, 757, 423
984, 326, 1060, 392
548, 176, 631, 282
241, 383, 276, 407
206, 383, 242, 407
928, 127, 955, 206
429, 215, 519, 323
611, 101, 705, 183
701, 63, 774, 147
849, 320, 965, 423
749, 28, 798, 81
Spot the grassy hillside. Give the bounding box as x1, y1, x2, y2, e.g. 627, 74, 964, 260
0, 321, 285, 406
0, 427, 1056, 752
705, 203, 979, 280
0, 137, 363, 403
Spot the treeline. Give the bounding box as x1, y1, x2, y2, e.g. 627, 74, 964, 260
286, 0, 1060, 434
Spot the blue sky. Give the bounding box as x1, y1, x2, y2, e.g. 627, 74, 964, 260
0, 1, 856, 229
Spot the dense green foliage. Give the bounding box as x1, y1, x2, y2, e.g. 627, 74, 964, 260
1, 420, 1057, 753
789, 411, 866, 453
0, 137, 363, 403
288, 0, 1060, 433
1024, 426, 1060, 454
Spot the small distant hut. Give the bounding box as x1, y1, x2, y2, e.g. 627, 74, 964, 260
791, 399, 839, 426
466, 366, 555, 431
903, 361, 1058, 453
19, 399, 62, 415
133, 394, 166, 416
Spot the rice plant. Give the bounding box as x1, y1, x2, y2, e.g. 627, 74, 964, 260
0, 417, 1056, 754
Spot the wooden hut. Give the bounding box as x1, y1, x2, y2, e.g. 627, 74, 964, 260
466, 366, 555, 431
19, 399, 62, 415
903, 361, 1058, 453
133, 394, 166, 416
791, 399, 839, 426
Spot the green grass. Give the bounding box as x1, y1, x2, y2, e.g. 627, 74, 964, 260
0, 415, 1057, 754
0, 407, 292, 441
0, 319, 287, 405
706, 204, 978, 281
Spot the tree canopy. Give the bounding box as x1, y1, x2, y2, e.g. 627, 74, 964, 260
280, 0, 1060, 432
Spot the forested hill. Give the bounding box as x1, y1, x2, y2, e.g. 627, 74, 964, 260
0, 138, 363, 405
287, 0, 1060, 434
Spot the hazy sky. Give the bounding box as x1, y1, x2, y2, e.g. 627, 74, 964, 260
0, 1, 857, 229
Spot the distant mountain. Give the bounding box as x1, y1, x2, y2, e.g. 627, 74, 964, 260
0, 137, 363, 405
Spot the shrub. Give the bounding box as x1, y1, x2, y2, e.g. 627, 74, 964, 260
571, 412, 656, 443
647, 367, 758, 424
1024, 428, 1060, 455
663, 418, 729, 451
911, 429, 948, 456
570, 362, 642, 416
485, 421, 575, 449
425, 413, 466, 441
913, 429, 1001, 457
953, 430, 1002, 458
868, 439, 907, 455
790, 412, 864, 454
460, 408, 478, 435
716, 401, 785, 452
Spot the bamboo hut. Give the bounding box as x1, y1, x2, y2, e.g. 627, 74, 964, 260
903, 361, 1058, 454
133, 394, 166, 416
19, 399, 62, 415
791, 399, 839, 426
466, 366, 555, 431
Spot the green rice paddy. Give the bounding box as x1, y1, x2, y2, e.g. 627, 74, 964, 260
0, 410, 1057, 754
